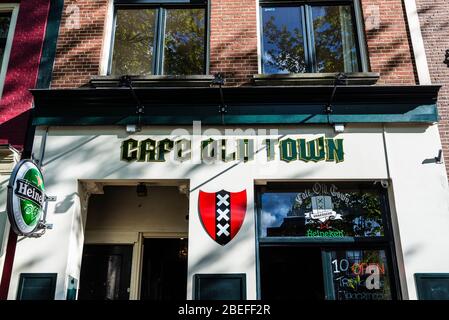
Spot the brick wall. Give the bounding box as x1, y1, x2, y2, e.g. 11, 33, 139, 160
0, 0, 50, 149
361, 0, 417, 84
209, 0, 258, 86
51, 0, 418, 88
51, 0, 108, 88
416, 0, 449, 173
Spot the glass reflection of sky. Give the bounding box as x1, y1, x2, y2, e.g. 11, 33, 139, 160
262, 7, 304, 74
260, 193, 297, 237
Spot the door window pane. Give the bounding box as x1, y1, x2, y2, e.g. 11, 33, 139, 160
312, 5, 360, 72
328, 249, 392, 300
164, 8, 205, 75
261, 7, 307, 74
260, 182, 385, 238
111, 9, 156, 76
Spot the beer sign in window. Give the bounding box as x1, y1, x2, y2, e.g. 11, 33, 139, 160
327, 249, 392, 300
260, 182, 386, 238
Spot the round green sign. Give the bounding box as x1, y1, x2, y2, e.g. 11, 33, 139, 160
7, 160, 45, 235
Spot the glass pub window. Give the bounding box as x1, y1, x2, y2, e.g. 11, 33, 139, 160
259, 182, 386, 238
260, 1, 361, 74
110, 3, 206, 76
257, 182, 399, 300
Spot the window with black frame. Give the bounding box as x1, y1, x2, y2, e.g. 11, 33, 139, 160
260, 1, 362, 74
109, 1, 206, 76
257, 182, 399, 300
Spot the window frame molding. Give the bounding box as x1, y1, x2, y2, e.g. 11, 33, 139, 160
105, 0, 209, 76
0, 4, 19, 99
258, 0, 369, 75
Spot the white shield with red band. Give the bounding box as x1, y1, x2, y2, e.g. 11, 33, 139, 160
198, 190, 247, 246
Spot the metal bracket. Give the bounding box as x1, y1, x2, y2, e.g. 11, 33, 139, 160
23, 194, 57, 238
324, 73, 348, 122
46, 195, 57, 202
218, 104, 228, 114
212, 73, 228, 124
435, 149, 443, 164
119, 75, 145, 130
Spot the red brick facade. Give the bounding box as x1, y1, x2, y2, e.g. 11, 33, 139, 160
361, 0, 417, 85
0, 0, 50, 149
209, 0, 258, 86
416, 0, 449, 173
51, 0, 106, 88
51, 0, 418, 88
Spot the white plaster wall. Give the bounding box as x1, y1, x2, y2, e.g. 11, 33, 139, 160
6, 123, 449, 300
0, 176, 10, 280
85, 186, 189, 236
384, 124, 449, 299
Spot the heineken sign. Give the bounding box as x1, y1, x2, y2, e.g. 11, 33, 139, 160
7, 160, 46, 236
121, 136, 344, 164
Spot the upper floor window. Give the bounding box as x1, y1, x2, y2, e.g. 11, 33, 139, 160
0, 5, 18, 98
0, 12, 12, 65
109, 1, 206, 76
260, 1, 362, 74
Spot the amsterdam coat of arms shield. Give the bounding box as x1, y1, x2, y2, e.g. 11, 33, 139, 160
198, 189, 247, 245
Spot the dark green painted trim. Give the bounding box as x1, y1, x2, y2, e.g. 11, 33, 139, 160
32, 103, 439, 125
36, 0, 64, 89
30, 85, 441, 125
321, 251, 336, 300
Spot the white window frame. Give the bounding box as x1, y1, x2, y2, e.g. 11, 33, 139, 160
0, 4, 19, 98
257, 0, 369, 74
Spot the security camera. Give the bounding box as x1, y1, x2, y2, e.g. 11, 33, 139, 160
126, 124, 141, 134
380, 180, 389, 189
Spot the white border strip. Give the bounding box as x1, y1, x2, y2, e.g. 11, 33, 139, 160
404, 0, 431, 85
99, 0, 114, 76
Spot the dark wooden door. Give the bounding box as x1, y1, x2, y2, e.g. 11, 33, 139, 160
140, 238, 188, 300
78, 244, 133, 300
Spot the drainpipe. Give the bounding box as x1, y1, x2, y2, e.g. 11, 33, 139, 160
403, 0, 431, 85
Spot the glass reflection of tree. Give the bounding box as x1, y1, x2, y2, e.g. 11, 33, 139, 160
164, 9, 205, 75
312, 6, 344, 72
112, 9, 205, 76
312, 6, 358, 73
263, 16, 307, 73
112, 10, 156, 76
297, 190, 383, 237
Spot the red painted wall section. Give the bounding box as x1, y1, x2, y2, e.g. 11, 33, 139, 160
0, 0, 50, 151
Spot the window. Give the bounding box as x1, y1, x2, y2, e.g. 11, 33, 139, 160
0, 5, 19, 98
260, 182, 385, 238
0, 12, 12, 65
260, 1, 362, 74
109, 1, 206, 76
257, 182, 400, 300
